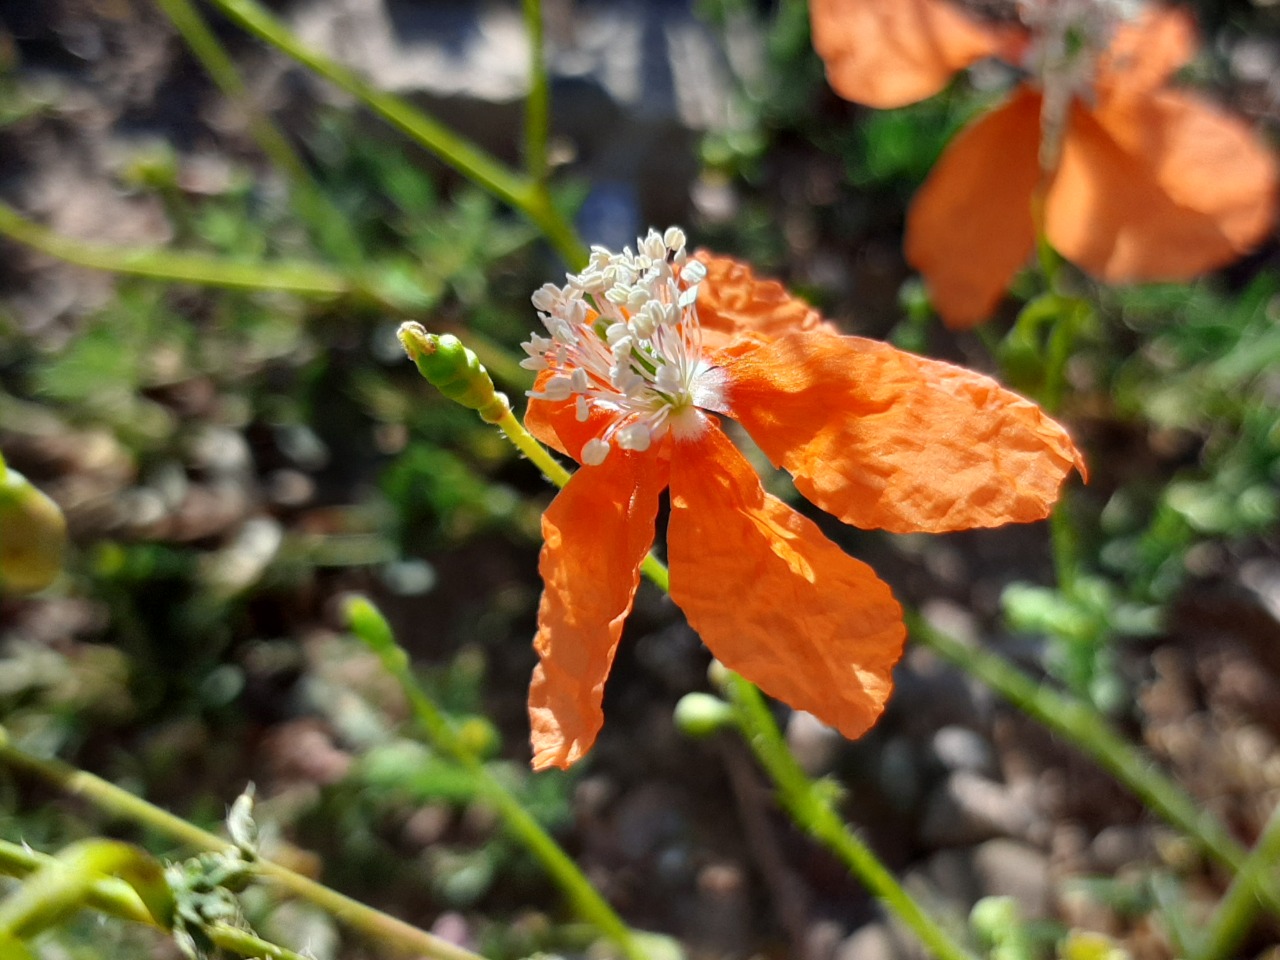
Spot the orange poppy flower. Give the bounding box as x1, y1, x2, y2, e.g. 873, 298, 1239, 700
811, 0, 1279, 328
521, 229, 1084, 770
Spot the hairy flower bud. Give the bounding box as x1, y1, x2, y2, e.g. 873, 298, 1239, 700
398, 323, 510, 423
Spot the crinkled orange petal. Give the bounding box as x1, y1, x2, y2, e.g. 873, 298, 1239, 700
720, 331, 1085, 534
524, 370, 616, 462
1047, 95, 1278, 282
529, 450, 666, 770
904, 86, 1044, 329
693, 253, 837, 355
1096, 3, 1197, 96
810, 0, 1015, 109
667, 425, 905, 740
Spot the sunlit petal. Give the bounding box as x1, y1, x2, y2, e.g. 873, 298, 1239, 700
1047, 95, 1278, 281
668, 426, 905, 740
904, 86, 1044, 329
1096, 3, 1197, 95
693, 253, 837, 355
529, 451, 666, 770
721, 331, 1086, 534
811, 0, 1017, 108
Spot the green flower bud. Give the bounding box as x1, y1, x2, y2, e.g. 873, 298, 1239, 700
0, 465, 67, 594
674, 692, 735, 738
398, 323, 510, 424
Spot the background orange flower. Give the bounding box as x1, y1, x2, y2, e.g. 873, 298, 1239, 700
811, 0, 1279, 328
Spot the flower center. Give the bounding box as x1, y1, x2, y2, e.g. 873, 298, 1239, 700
521, 227, 724, 466
1018, 0, 1139, 170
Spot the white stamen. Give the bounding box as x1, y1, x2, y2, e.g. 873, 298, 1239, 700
520, 227, 720, 464
582, 438, 610, 465
616, 423, 652, 452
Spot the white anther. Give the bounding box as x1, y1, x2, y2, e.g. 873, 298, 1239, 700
681, 259, 706, 284
616, 423, 652, 452
575, 396, 590, 422
531, 283, 562, 312
570, 368, 590, 393
541, 376, 573, 401
582, 438, 610, 466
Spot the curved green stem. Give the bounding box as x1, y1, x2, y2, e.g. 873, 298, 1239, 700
722, 674, 979, 960
521, 0, 551, 187
905, 610, 1280, 922
0, 199, 361, 299
1192, 800, 1280, 960
347, 599, 647, 960
152, 0, 363, 265
205, 0, 587, 268
0, 728, 487, 960
0, 839, 311, 960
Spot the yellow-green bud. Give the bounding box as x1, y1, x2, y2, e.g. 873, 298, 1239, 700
0, 465, 67, 594
673, 692, 735, 738
398, 323, 510, 423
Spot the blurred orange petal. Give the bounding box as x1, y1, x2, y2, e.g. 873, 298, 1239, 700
905, 86, 1044, 328
693, 253, 836, 355
810, 0, 1013, 108
1096, 3, 1198, 95
1047, 95, 1278, 282
668, 426, 904, 740
529, 451, 665, 770
721, 331, 1085, 534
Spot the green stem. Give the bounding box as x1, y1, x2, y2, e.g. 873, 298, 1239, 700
1192, 800, 1280, 960
348, 600, 646, 960
152, 0, 364, 265
0, 199, 362, 299
205, 0, 587, 268
0, 839, 311, 960
494, 408, 573, 488
0, 728, 488, 960
521, 0, 550, 187
905, 610, 1280, 921
722, 674, 979, 960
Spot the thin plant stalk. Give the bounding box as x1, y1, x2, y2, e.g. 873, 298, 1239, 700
521, 0, 551, 186
722, 674, 979, 960
1192, 799, 1280, 960
0, 199, 357, 299
205, 0, 588, 268
0, 728, 487, 960
486, 408, 979, 960
347, 599, 648, 960
905, 611, 1280, 921
151, 0, 364, 265
0, 838, 312, 960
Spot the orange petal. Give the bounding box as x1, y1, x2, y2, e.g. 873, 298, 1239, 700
1047, 95, 1278, 282
693, 253, 837, 355
524, 370, 617, 462
810, 0, 1016, 108
720, 331, 1085, 534
1096, 4, 1198, 96
667, 425, 905, 740
529, 450, 666, 770
904, 86, 1044, 329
